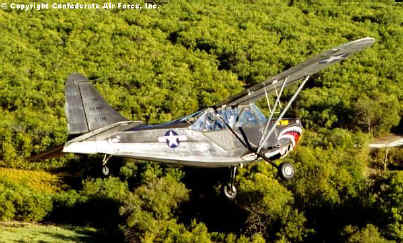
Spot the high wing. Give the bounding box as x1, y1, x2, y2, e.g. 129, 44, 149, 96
218, 37, 375, 107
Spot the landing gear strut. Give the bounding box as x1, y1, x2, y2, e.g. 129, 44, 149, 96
102, 154, 112, 176
223, 166, 238, 199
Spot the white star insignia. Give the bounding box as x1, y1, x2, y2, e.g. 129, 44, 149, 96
158, 130, 187, 148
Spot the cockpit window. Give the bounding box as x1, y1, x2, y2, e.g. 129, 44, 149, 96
191, 104, 266, 131
191, 108, 237, 131
237, 108, 258, 127
250, 103, 267, 122
216, 107, 239, 128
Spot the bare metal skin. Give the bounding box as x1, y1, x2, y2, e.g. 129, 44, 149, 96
35, 38, 376, 198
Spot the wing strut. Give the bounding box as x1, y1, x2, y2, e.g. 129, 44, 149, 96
256, 75, 310, 154
264, 88, 273, 114
258, 77, 288, 147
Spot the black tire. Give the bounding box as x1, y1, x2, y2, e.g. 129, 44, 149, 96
223, 184, 237, 199
278, 162, 295, 180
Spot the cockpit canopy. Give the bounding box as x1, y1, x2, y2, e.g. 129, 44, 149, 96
185, 104, 267, 131
130, 104, 267, 131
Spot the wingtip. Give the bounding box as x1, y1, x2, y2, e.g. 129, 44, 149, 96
340, 37, 375, 52
355, 36, 376, 46
363, 36, 376, 43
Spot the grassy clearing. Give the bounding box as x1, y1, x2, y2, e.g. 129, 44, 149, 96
0, 222, 99, 243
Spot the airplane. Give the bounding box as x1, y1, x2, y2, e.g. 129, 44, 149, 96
32, 37, 375, 199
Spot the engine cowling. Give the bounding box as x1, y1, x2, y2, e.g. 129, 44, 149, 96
263, 125, 302, 160
278, 127, 302, 156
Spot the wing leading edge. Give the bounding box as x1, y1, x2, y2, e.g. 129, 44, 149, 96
219, 37, 375, 107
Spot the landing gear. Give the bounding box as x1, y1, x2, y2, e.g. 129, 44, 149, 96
102, 166, 110, 176
223, 184, 237, 199
222, 166, 238, 199
102, 154, 112, 176
278, 162, 295, 180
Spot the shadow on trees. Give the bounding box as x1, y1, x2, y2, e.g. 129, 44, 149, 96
178, 167, 248, 233
297, 191, 389, 242
47, 196, 125, 242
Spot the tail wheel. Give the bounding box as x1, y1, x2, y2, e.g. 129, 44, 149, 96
223, 184, 237, 200
102, 166, 110, 176
278, 162, 295, 180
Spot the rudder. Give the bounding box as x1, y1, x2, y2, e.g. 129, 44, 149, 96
65, 73, 128, 135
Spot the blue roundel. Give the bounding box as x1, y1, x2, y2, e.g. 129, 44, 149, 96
164, 130, 180, 148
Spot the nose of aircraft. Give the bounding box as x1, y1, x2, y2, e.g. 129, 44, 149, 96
278, 125, 302, 147
275, 123, 303, 157
261, 121, 303, 160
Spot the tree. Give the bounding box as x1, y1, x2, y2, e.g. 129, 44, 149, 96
342, 224, 393, 243
354, 92, 400, 136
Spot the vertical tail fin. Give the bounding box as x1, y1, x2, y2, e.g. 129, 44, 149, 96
65, 73, 128, 135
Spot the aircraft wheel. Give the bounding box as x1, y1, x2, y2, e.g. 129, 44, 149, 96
278, 162, 295, 180
102, 166, 110, 176
223, 184, 237, 200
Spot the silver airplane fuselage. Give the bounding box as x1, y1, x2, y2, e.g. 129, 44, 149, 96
63, 105, 302, 168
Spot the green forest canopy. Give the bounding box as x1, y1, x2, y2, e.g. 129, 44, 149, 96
0, 0, 402, 242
